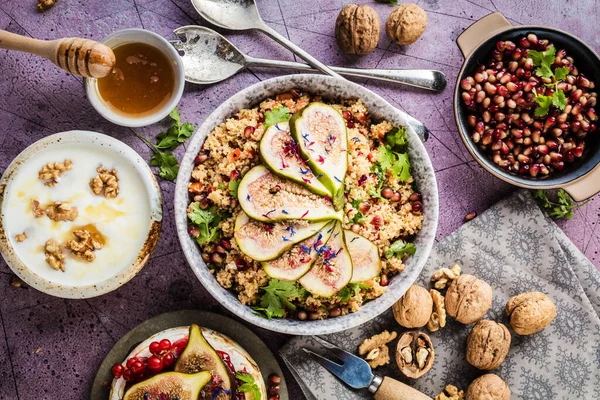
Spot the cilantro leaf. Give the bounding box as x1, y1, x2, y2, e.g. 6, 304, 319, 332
554, 66, 570, 81
533, 91, 553, 116
533, 189, 590, 220
264, 106, 291, 129
253, 279, 303, 319
535, 64, 553, 79
338, 283, 372, 302
150, 150, 179, 181
351, 197, 363, 209
229, 180, 240, 199
385, 239, 417, 259
236, 372, 261, 400
391, 153, 411, 182
530, 46, 570, 114
552, 90, 567, 110
377, 144, 411, 182
528, 49, 545, 66
384, 126, 408, 152
188, 204, 221, 245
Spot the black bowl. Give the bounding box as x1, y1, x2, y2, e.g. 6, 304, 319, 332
454, 13, 600, 195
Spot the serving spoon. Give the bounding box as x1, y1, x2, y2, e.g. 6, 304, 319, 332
171, 26, 447, 92
190, 0, 342, 79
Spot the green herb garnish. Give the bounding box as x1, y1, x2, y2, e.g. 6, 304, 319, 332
352, 211, 367, 224
385, 239, 417, 259
528, 46, 570, 116
368, 163, 386, 201
264, 106, 291, 129
188, 204, 222, 245
229, 180, 240, 199
236, 372, 261, 400
374, 127, 411, 184
137, 107, 195, 181
338, 283, 372, 302
253, 279, 304, 319
533, 189, 590, 220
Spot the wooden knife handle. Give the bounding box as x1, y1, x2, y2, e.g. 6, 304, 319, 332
374, 376, 432, 400
0, 29, 115, 78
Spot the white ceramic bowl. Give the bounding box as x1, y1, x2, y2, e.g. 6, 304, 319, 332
84, 28, 185, 128
0, 131, 162, 298
175, 75, 439, 335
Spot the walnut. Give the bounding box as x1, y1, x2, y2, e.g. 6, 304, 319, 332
66, 229, 103, 262
435, 385, 464, 400
427, 289, 446, 332
386, 4, 427, 46
44, 239, 65, 272
335, 4, 380, 55
445, 274, 492, 324
45, 202, 78, 222
395, 331, 434, 379
37, 0, 57, 11
465, 374, 510, 400
15, 233, 27, 242
466, 320, 511, 370
90, 166, 119, 198
431, 264, 462, 289
505, 292, 556, 335
358, 330, 397, 368
393, 284, 433, 328
38, 160, 72, 186
31, 200, 45, 218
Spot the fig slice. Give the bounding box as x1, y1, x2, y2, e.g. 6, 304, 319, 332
299, 221, 353, 297
290, 102, 348, 210
262, 221, 336, 281
123, 371, 211, 400
234, 211, 328, 262
259, 121, 332, 197
175, 324, 235, 399
238, 165, 341, 222
344, 230, 381, 283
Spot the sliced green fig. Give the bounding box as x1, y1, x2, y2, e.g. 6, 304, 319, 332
123, 371, 211, 400
344, 230, 382, 283
234, 211, 328, 262
259, 121, 331, 197
262, 221, 335, 281
238, 165, 341, 222
299, 222, 353, 297
175, 324, 235, 400
290, 102, 348, 210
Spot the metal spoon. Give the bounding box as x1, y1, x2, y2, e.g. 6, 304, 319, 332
171, 26, 446, 91
190, 0, 342, 79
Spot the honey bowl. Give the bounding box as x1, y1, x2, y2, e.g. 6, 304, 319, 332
85, 28, 185, 127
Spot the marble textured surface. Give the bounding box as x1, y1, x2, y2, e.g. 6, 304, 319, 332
0, 1, 598, 399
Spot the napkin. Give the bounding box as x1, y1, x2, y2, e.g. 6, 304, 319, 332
280, 190, 600, 400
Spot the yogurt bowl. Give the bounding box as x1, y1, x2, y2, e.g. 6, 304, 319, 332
0, 131, 162, 298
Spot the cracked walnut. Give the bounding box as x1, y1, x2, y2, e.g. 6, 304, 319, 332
38, 160, 72, 187
66, 229, 103, 262
90, 166, 119, 198
358, 330, 398, 368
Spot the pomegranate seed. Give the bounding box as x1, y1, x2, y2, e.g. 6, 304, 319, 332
520, 37, 530, 48
587, 108, 598, 121
472, 132, 481, 143
590, 123, 597, 132
461, 79, 473, 91
537, 144, 549, 155
496, 40, 506, 51
543, 117, 556, 131
162, 352, 175, 367
131, 360, 145, 374
482, 131, 493, 145
380, 274, 389, 287
243, 126, 255, 139
475, 121, 485, 134
573, 146, 584, 157
512, 48, 523, 60
505, 41, 516, 52
529, 164, 540, 177
371, 215, 384, 227
527, 33, 538, 45
147, 356, 164, 374
476, 90, 486, 103
211, 252, 223, 264
578, 76, 591, 88
571, 89, 583, 102
112, 363, 125, 378
194, 153, 208, 165
342, 110, 352, 121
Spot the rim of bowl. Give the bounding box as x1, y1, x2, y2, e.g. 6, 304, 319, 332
84, 28, 185, 128
454, 24, 600, 189
174, 74, 439, 335
0, 131, 163, 299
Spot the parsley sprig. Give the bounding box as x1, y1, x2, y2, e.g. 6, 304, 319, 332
187, 204, 223, 245
264, 106, 291, 129
529, 46, 570, 116
369, 127, 411, 199
338, 282, 372, 302
385, 239, 416, 259
137, 107, 195, 181
533, 189, 590, 220
253, 279, 308, 319
236, 372, 261, 400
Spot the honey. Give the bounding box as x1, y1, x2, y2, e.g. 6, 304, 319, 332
97, 42, 175, 117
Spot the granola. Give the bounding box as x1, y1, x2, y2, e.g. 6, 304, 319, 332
66, 229, 103, 262
89, 166, 119, 198
44, 239, 65, 271
358, 330, 397, 368
38, 160, 72, 187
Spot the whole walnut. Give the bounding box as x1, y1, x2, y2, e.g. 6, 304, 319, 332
445, 274, 492, 324
386, 4, 427, 46
466, 320, 511, 370
505, 292, 556, 335
466, 374, 510, 400
393, 285, 433, 328
335, 4, 380, 54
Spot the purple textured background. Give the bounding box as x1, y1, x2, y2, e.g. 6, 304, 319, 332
1, 1, 599, 399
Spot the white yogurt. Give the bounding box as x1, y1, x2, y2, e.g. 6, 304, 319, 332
3, 144, 151, 287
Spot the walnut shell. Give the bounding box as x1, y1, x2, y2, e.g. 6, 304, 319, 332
395, 331, 434, 379
505, 291, 556, 335
445, 274, 492, 324
335, 4, 380, 55
385, 4, 427, 46
466, 374, 510, 400
466, 320, 511, 370
393, 285, 433, 328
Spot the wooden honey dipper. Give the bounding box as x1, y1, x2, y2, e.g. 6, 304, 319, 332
0, 30, 115, 78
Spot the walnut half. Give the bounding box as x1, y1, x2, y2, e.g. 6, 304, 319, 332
465, 374, 510, 400
431, 264, 462, 289
66, 229, 103, 262
90, 166, 119, 198
38, 159, 72, 186
466, 320, 511, 370
505, 292, 556, 335
358, 330, 397, 368
395, 331, 434, 379
45, 202, 78, 222
44, 239, 65, 272
427, 289, 447, 332
435, 385, 464, 400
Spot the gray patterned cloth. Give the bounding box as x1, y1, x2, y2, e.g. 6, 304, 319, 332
279, 189, 600, 400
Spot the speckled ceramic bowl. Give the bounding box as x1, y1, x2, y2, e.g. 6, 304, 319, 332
175, 75, 439, 335
0, 131, 162, 299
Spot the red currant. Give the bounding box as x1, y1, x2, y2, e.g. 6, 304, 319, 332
123, 368, 133, 382
111, 363, 124, 378
147, 356, 164, 374
162, 352, 175, 367
131, 360, 145, 374
159, 339, 172, 352
126, 357, 139, 369
149, 341, 161, 355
